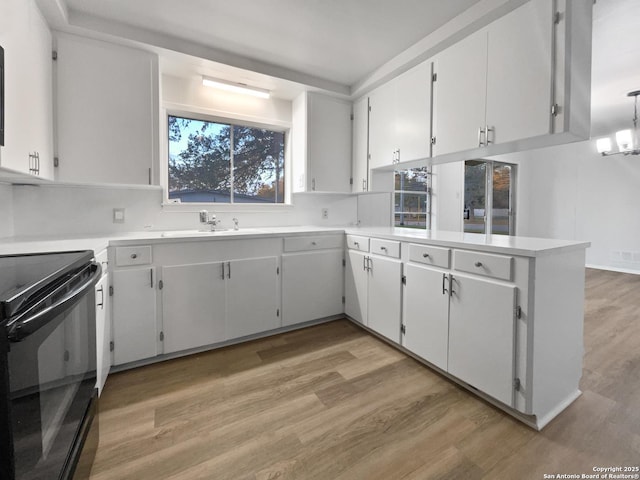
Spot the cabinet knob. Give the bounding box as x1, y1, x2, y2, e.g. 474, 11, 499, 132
131, 253, 138, 259
474, 261, 483, 267
423, 253, 429, 258
354, 241, 359, 246
380, 246, 387, 251
311, 241, 317, 246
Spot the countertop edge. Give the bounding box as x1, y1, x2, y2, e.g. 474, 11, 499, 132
0, 227, 590, 257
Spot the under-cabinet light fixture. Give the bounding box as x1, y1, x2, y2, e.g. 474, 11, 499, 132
202, 76, 270, 99
597, 90, 640, 156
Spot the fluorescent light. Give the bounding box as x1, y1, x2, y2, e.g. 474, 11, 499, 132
202, 76, 270, 99
596, 137, 612, 154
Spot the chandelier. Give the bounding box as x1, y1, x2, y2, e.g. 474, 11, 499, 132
596, 90, 640, 156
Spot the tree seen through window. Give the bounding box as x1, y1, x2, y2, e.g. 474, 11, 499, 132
168, 115, 285, 203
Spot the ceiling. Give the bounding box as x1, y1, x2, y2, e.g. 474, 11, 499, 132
41, 0, 640, 135
63, 0, 482, 88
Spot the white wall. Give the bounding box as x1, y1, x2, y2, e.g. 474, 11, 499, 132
497, 139, 640, 272
0, 184, 14, 238
162, 74, 291, 126
10, 184, 357, 237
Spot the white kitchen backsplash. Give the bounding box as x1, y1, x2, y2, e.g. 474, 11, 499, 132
0, 183, 15, 238
10, 183, 358, 237
357, 192, 393, 227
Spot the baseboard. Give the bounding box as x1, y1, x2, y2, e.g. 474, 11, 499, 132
586, 264, 640, 275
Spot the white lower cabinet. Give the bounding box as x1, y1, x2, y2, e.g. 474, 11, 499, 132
345, 247, 402, 343
402, 256, 518, 407
111, 267, 158, 365
402, 263, 449, 371
447, 274, 516, 406
95, 270, 111, 395
282, 250, 344, 326
161, 256, 279, 353
226, 256, 280, 338
367, 255, 403, 343
345, 250, 368, 324
161, 262, 227, 354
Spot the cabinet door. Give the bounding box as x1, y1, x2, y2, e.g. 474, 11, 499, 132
0, 0, 53, 178
352, 96, 369, 193
395, 61, 431, 162
368, 80, 397, 169
485, 0, 553, 145
432, 28, 488, 156
448, 274, 516, 406
95, 274, 111, 395
402, 264, 449, 370
306, 93, 352, 192
162, 262, 226, 354
282, 250, 344, 326
345, 250, 368, 324
227, 256, 279, 339
56, 33, 155, 184
367, 255, 402, 343
112, 267, 158, 365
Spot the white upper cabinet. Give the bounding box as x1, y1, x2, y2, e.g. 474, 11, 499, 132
55, 33, 158, 185
351, 96, 369, 193
0, 0, 54, 179
292, 91, 352, 193
433, 0, 584, 159
484, 0, 553, 145
394, 61, 432, 163
368, 77, 398, 170
369, 61, 431, 169
432, 29, 488, 156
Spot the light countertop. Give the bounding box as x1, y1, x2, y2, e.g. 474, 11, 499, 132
344, 227, 591, 257
0, 226, 589, 258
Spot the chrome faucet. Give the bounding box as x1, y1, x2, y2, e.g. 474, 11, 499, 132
199, 210, 220, 231
232, 218, 239, 231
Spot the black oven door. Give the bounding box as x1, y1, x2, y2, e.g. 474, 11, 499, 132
1, 261, 100, 480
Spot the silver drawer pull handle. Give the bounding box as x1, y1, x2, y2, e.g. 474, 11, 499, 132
475, 261, 483, 267
131, 253, 138, 259
423, 253, 429, 258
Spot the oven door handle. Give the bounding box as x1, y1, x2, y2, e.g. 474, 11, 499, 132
7, 262, 102, 342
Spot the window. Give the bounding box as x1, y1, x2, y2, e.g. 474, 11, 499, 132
464, 160, 516, 235
168, 115, 285, 203
394, 167, 431, 229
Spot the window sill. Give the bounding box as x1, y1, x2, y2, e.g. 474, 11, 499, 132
161, 202, 294, 213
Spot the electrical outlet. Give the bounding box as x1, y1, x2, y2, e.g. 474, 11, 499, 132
321, 208, 329, 220
113, 208, 125, 223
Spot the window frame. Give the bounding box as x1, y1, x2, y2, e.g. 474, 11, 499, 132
463, 159, 517, 236
393, 167, 432, 230
161, 107, 292, 209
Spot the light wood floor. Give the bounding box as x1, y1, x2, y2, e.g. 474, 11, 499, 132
90, 268, 640, 479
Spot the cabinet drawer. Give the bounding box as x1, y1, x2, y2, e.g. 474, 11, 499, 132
370, 238, 400, 259
408, 244, 450, 268
115, 246, 152, 266
284, 235, 344, 252
453, 250, 513, 281
346, 235, 370, 252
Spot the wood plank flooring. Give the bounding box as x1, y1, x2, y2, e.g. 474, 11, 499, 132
90, 268, 640, 479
